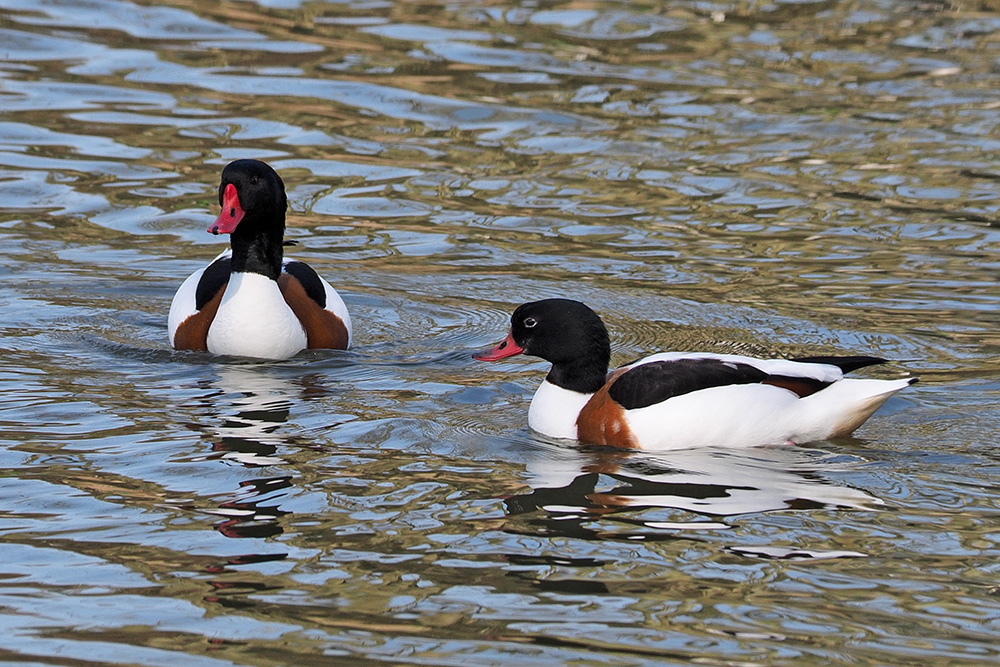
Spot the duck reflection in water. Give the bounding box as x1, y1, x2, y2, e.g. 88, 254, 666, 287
201, 365, 298, 467
189, 365, 335, 539
505, 441, 882, 539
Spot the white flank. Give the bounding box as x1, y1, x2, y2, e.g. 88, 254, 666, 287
623, 383, 807, 450
170, 250, 350, 356
207, 272, 307, 360
167, 266, 204, 346
313, 269, 352, 348
168, 249, 231, 346
527, 380, 593, 440
622, 377, 913, 451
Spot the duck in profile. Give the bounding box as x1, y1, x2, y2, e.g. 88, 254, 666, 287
475, 298, 916, 450
168, 159, 351, 359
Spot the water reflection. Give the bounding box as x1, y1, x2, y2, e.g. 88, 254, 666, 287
181, 364, 332, 539
508, 443, 882, 533
187, 365, 299, 466
207, 475, 293, 539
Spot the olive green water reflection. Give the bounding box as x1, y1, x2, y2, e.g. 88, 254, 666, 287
0, 0, 998, 665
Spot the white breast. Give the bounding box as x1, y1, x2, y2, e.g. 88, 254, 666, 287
207, 272, 307, 360
527, 380, 593, 440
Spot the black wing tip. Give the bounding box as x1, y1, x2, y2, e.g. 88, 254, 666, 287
791, 355, 889, 374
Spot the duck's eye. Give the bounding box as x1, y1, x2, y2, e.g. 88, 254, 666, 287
523, 317, 537, 328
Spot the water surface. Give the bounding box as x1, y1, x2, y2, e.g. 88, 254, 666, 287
1, 0, 999, 665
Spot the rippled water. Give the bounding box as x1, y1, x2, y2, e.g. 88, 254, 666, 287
2, 0, 999, 664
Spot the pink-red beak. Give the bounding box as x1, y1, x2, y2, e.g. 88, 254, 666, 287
208, 183, 244, 235
474, 332, 524, 361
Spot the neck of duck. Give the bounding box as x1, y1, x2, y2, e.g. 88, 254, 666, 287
527, 344, 610, 440
229, 213, 284, 281
544, 329, 610, 394
545, 358, 608, 395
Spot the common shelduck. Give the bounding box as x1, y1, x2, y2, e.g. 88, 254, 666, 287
475, 299, 916, 450
168, 159, 351, 359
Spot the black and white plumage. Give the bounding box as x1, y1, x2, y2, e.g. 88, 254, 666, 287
168, 159, 351, 359
475, 299, 916, 451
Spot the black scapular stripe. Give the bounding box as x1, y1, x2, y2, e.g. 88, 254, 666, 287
608, 358, 769, 410
283, 261, 326, 308
195, 256, 231, 310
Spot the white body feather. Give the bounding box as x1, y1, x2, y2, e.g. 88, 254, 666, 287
319, 274, 352, 345
167, 267, 205, 348
207, 272, 307, 359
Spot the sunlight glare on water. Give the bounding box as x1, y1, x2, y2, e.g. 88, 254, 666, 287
1, 0, 999, 665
